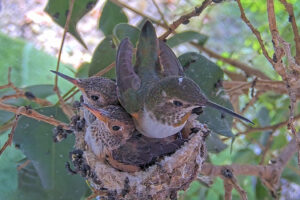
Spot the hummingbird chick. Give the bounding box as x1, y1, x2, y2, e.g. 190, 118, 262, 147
116, 20, 253, 139
108, 131, 186, 171
50, 71, 118, 124
82, 103, 135, 159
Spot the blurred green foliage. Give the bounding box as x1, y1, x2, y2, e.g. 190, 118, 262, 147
0, 0, 299, 200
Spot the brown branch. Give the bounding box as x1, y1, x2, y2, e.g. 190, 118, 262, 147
191, 43, 271, 80
241, 91, 262, 114
279, 0, 300, 65
53, 0, 76, 118
202, 133, 298, 196
94, 62, 116, 77
0, 111, 21, 156
0, 68, 52, 106
223, 179, 233, 200
0, 121, 14, 133
236, 0, 274, 65
223, 80, 287, 95
17, 160, 31, 171
240, 114, 300, 137
221, 168, 248, 200
259, 132, 274, 165
0, 102, 69, 129
110, 0, 166, 28
266, 0, 300, 168
151, 0, 169, 28
159, 0, 212, 40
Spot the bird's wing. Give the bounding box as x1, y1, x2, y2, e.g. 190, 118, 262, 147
116, 38, 141, 113
159, 40, 184, 76
134, 20, 161, 81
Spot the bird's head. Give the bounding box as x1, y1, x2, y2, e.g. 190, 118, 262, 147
83, 103, 135, 140
144, 76, 206, 124
50, 70, 118, 107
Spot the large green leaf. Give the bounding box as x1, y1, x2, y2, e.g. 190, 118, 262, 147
24, 85, 55, 99
75, 62, 90, 78
88, 36, 116, 78
13, 159, 47, 200
0, 131, 25, 199
113, 23, 140, 46
206, 132, 227, 153
179, 52, 234, 137
0, 33, 75, 95
166, 31, 208, 48
99, 0, 128, 36
13, 106, 87, 200
44, 0, 98, 48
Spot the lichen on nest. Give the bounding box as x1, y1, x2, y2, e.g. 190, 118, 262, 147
73, 117, 208, 199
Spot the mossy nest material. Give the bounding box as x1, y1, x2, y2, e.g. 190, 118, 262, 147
74, 118, 208, 200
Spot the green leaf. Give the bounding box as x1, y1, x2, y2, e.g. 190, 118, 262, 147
0, 111, 14, 126
206, 132, 227, 153
0, 131, 25, 199
113, 23, 140, 46
255, 178, 272, 199
99, 0, 128, 36
166, 31, 208, 48
282, 155, 300, 185
88, 36, 116, 78
76, 62, 90, 78
13, 159, 47, 200
44, 0, 98, 48
232, 148, 258, 164
24, 85, 55, 99
13, 106, 87, 200
179, 52, 234, 137
0, 33, 75, 95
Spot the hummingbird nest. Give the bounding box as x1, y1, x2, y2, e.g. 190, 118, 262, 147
73, 111, 208, 200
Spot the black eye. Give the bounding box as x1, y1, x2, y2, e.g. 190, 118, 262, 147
173, 100, 183, 106
112, 126, 120, 131
91, 95, 99, 101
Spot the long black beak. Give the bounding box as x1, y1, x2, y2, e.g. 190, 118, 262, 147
206, 101, 254, 125
50, 70, 80, 86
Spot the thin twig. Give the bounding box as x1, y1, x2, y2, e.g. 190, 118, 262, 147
0, 110, 21, 156
94, 62, 116, 77
279, 0, 300, 65
53, 0, 76, 118
191, 43, 271, 80
236, 114, 300, 138
202, 133, 299, 197
17, 160, 31, 171
64, 89, 79, 103
0, 69, 52, 106
159, 0, 212, 40
236, 0, 274, 65
151, 0, 169, 28
110, 0, 166, 28
0, 102, 69, 129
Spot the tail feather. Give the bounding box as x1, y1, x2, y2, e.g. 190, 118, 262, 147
207, 101, 254, 125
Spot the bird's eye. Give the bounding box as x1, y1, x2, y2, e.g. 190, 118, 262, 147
112, 126, 120, 131
173, 100, 183, 106
91, 95, 99, 101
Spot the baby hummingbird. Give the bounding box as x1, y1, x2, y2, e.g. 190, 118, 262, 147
82, 103, 135, 159
108, 131, 185, 172
116, 21, 253, 139
50, 71, 118, 124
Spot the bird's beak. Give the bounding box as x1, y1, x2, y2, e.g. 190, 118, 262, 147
50, 70, 83, 89
82, 103, 110, 123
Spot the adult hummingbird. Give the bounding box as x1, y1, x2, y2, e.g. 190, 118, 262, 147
50, 71, 118, 124
116, 21, 253, 139
82, 103, 135, 159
